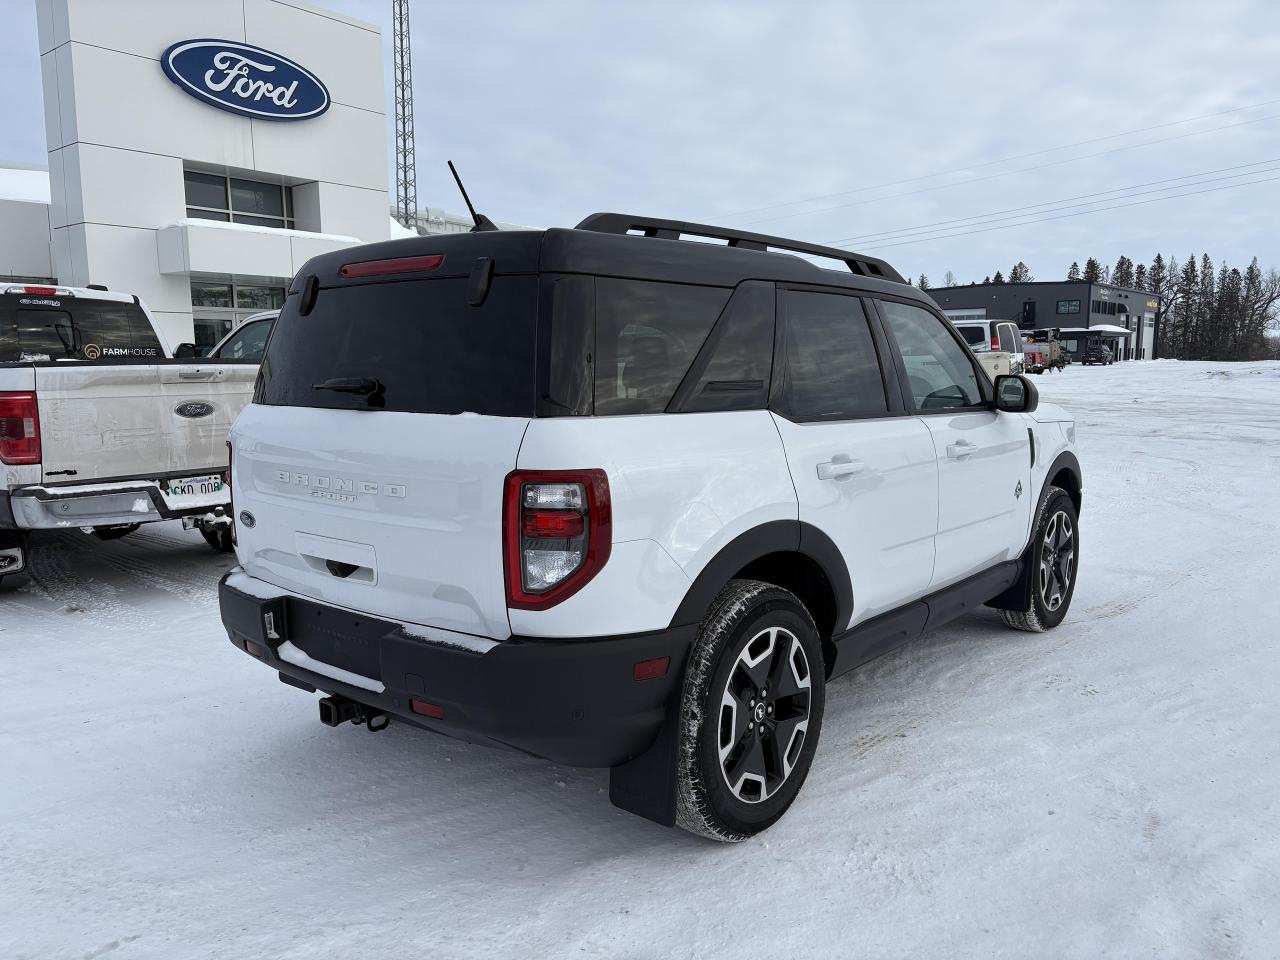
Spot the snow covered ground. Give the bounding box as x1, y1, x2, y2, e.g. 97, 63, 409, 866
3, 361, 1279, 959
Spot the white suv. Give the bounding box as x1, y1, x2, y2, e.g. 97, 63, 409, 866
219, 214, 1082, 841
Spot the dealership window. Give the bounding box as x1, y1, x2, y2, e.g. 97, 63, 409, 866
1056, 299, 1081, 315
184, 171, 295, 230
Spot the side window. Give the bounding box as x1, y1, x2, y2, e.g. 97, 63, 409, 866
957, 326, 985, 347
125, 304, 164, 357
214, 320, 272, 361
878, 300, 985, 411
673, 281, 774, 413
593, 279, 729, 415
776, 291, 887, 421
997, 323, 1019, 353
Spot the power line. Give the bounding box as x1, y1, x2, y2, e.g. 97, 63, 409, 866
847, 174, 1280, 252
718, 97, 1280, 222
826, 158, 1280, 246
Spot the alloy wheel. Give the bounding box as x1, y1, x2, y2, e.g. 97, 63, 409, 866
1039, 511, 1075, 612
717, 626, 812, 803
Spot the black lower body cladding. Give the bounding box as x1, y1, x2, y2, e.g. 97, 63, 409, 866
218, 574, 695, 768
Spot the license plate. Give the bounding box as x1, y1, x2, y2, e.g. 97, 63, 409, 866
166, 474, 225, 499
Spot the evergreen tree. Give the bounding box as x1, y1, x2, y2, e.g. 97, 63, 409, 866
1083, 258, 1103, 283
1067, 261, 1081, 281
1112, 255, 1135, 288
991, 270, 1005, 284
1134, 263, 1147, 291
918, 274, 931, 290
1009, 261, 1033, 283
982, 275, 991, 284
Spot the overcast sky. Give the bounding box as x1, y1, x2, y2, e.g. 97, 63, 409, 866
3, 0, 1280, 283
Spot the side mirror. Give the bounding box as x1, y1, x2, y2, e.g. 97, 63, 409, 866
173, 342, 199, 359
994, 374, 1039, 414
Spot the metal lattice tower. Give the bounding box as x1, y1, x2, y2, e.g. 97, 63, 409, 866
392, 0, 416, 228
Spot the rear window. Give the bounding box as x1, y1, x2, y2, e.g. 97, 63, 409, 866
255, 276, 538, 416
956, 325, 985, 347
997, 323, 1019, 352
0, 295, 162, 362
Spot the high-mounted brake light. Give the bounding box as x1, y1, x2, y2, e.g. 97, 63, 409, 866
0, 392, 41, 465
503, 469, 611, 610
339, 254, 445, 279
23, 286, 57, 296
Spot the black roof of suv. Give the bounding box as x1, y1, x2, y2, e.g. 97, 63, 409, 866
288, 212, 921, 303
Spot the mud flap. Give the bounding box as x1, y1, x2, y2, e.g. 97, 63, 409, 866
985, 539, 1034, 612
608, 694, 682, 827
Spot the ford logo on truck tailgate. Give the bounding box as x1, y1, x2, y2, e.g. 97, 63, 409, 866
174, 401, 216, 419
161, 40, 330, 121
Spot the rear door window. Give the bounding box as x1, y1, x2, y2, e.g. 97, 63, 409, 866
256, 276, 538, 416
775, 290, 887, 421
671, 281, 775, 413
593, 279, 730, 415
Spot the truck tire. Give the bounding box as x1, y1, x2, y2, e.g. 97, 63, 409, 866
91, 524, 141, 541
200, 524, 235, 553
999, 487, 1078, 633
675, 579, 825, 842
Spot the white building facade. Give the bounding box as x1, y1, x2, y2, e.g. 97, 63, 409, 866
19, 0, 390, 350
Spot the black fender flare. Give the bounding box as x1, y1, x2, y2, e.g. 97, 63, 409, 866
988, 449, 1083, 612
667, 519, 854, 632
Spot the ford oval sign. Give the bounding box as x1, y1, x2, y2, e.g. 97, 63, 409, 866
174, 401, 216, 419
161, 39, 330, 122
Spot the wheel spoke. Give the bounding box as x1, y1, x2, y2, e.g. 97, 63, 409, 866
724, 730, 767, 792
766, 635, 808, 699
770, 714, 807, 775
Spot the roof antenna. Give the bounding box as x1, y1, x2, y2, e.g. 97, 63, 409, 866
448, 160, 499, 232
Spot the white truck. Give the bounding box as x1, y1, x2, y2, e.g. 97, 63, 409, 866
0, 283, 258, 583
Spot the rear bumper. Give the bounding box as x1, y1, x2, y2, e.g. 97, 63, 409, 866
218, 571, 695, 768
5, 482, 229, 530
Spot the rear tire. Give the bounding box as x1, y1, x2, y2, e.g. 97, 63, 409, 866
200, 524, 235, 553
675, 580, 825, 842
90, 524, 141, 541
999, 486, 1078, 633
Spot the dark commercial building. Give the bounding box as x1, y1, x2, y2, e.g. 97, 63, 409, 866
927, 281, 1160, 361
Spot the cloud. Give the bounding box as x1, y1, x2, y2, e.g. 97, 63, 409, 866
3, 0, 1278, 281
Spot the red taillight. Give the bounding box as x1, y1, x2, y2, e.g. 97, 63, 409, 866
633, 657, 670, 682
0, 392, 41, 465
991, 336, 1001, 350
410, 699, 445, 719
226, 440, 236, 547
503, 469, 611, 611
522, 509, 585, 539
339, 254, 444, 279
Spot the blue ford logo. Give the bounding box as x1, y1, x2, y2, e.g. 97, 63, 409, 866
161, 39, 330, 122
174, 400, 215, 419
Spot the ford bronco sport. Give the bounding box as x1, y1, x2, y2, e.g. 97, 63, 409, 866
219, 214, 1082, 841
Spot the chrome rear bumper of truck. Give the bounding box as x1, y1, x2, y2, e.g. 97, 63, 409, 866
6, 481, 229, 529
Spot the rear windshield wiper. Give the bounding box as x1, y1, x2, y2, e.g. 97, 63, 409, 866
313, 377, 386, 407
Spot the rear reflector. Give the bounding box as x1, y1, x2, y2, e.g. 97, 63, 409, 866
0, 391, 41, 465
633, 657, 670, 682
339, 254, 445, 278
410, 699, 445, 719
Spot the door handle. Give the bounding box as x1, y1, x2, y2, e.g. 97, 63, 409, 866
178, 369, 215, 381
946, 439, 977, 459
816, 457, 865, 480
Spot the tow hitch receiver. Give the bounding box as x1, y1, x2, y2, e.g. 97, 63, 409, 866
318, 695, 389, 732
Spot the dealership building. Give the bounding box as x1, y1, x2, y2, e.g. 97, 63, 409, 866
927, 280, 1161, 361
0, 0, 412, 351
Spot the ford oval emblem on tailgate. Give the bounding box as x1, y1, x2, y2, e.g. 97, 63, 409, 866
174, 401, 215, 419
161, 40, 331, 122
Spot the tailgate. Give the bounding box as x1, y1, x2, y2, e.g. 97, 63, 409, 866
34, 362, 255, 484
232, 404, 528, 639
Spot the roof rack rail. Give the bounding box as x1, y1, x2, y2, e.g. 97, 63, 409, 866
574, 212, 905, 283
